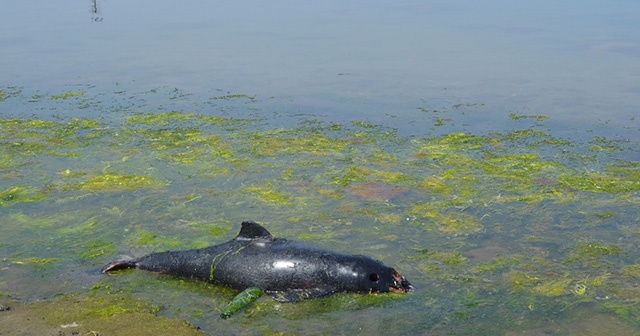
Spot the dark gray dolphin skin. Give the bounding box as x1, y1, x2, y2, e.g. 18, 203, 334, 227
101, 221, 413, 303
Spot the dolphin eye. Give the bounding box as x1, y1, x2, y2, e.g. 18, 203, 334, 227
369, 273, 379, 282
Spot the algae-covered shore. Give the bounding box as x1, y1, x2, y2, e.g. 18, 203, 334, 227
1, 86, 639, 335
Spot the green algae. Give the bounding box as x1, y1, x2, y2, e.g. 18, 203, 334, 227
413, 132, 488, 159
0, 116, 104, 160
137, 128, 211, 150
0, 87, 20, 102
559, 171, 640, 192
298, 231, 339, 240
532, 277, 576, 297
188, 222, 230, 238
507, 272, 608, 298
50, 91, 84, 99
211, 93, 255, 100
327, 166, 371, 187
133, 128, 225, 164
564, 242, 623, 268
0, 295, 205, 335
244, 184, 294, 206
78, 239, 117, 259
247, 129, 349, 157
575, 243, 622, 257
434, 213, 483, 235
432, 251, 467, 266
471, 255, 522, 273
58, 169, 88, 178
127, 229, 184, 249
589, 136, 631, 153
77, 174, 166, 192
408, 199, 482, 236
0, 186, 46, 207
603, 300, 640, 325
371, 169, 412, 185
11, 257, 59, 265
592, 210, 617, 219
123, 114, 238, 166
509, 113, 548, 121
417, 176, 451, 193
127, 111, 199, 125
622, 265, 640, 278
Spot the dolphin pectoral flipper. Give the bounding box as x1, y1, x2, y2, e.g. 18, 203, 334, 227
101, 260, 137, 274
269, 286, 337, 303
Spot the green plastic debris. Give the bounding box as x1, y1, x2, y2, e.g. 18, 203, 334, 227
220, 287, 263, 319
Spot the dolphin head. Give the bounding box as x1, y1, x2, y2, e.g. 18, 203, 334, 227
366, 267, 414, 294
342, 255, 414, 294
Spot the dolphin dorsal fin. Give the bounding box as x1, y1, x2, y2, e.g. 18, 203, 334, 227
236, 221, 273, 240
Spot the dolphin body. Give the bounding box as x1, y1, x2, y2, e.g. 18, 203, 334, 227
102, 221, 413, 303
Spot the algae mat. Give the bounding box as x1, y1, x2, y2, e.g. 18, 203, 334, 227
1, 85, 639, 335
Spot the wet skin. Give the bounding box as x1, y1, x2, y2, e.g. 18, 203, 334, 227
102, 221, 413, 302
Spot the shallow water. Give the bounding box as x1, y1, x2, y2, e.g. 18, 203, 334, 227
1, 1, 640, 335
1, 87, 639, 335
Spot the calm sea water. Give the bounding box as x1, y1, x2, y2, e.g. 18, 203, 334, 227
2, 0, 639, 135
1, 1, 639, 335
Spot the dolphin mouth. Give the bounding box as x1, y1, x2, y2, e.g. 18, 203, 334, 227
389, 269, 414, 293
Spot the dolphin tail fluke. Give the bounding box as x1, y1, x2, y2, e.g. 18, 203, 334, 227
101, 260, 137, 274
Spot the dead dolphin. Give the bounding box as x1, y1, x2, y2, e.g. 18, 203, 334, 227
102, 221, 413, 306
